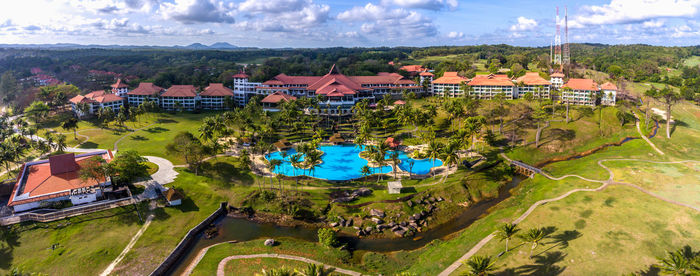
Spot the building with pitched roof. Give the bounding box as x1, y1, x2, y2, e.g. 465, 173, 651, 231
232, 72, 261, 107
7, 151, 114, 212
255, 65, 421, 116
600, 82, 618, 106
432, 72, 469, 97
200, 83, 234, 110
69, 90, 125, 117
468, 74, 515, 99
127, 82, 164, 107
110, 79, 129, 97
550, 72, 565, 89
160, 85, 198, 111
562, 78, 599, 106
261, 91, 297, 112
515, 72, 551, 99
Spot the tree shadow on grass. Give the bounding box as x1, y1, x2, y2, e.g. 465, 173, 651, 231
173, 197, 199, 213
156, 119, 177, 124
201, 161, 254, 187
144, 126, 169, 133
129, 135, 148, 141
634, 264, 660, 276
78, 141, 99, 149
496, 251, 567, 276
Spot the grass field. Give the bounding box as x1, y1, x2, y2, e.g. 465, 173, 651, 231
222, 258, 337, 276
683, 55, 700, 68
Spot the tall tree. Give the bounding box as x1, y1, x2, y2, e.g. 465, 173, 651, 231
166, 131, 208, 175
496, 223, 520, 253
654, 86, 681, 138
520, 228, 548, 258
61, 117, 79, 140
463, 255, 497, 276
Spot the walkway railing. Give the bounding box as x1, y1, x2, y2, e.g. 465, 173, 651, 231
0, 197, 135, 226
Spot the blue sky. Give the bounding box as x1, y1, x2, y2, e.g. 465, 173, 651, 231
0, 0, 699, 47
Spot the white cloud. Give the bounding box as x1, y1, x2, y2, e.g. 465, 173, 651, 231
447, 31, 463, 38
160, 0, 236, 24
509, 16, 537, 31
234, 0, 329, 33
571, 0, 700, 27
379, 0, 458, 11
337, 3, 437, 39
642, 19, 665, 28
239, 0, 308, 13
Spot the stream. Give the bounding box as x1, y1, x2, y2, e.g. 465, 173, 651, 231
168, 176, 524, 275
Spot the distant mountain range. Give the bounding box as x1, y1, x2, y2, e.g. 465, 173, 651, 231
0, 42, 253, 50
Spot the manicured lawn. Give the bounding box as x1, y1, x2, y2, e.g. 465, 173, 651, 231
222, 258, 331, 276
191, 238, 357, 276
683, 55, 700, 67
454, 185, 700, 275
0, 206, 143, 275
145, 161, 159, 175
608, 161, 700, 209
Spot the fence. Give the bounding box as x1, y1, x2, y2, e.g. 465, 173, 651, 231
150, 202, 228, 276
0, 197, 135, 226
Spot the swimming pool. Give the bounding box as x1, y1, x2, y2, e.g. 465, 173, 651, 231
265, 144, 443, 181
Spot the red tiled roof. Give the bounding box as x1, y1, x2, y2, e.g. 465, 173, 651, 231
8, 150, 114, 207
85, 90, 106, 98
433, 72, 469, 85
111, 78, 128, 88
201, 83, 233, 97
601, 82, 618, 90
419, 72, 434, 77
70, 91, 124, 104
563, 78, 600, 91
69, 95, 90, 104
516, 72, 551, 86
129, 83, 164, 96
232, 72, 249, 79
400, 65, 426, 72
261, 91, 297, 104
93, 93, 124, 103
551, 72, 565, 78
385, 137, 401, 148
162, 85, 197, 97
468, 74, 514, 86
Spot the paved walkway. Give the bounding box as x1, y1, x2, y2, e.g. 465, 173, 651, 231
438, 158, 699, 276
634, 113, 665, 155
216, 254, 363, 276
182, 241, 231, 276
135, 156, 178, 200
99, 214, 154, 276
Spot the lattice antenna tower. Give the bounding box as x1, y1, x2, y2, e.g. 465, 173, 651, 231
554, 7, 562, 65
563, 6, 570, 65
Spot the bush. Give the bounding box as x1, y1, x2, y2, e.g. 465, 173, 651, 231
317, 228, 338, 248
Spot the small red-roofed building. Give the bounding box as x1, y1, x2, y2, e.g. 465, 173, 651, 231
432, 72, 469, 97
127, 82, 164, 107
110, 79, 129, 97
468, 74, 515, 99
261, 91, 297, 112
600, 81, 618, 106
7, 151, 114, 212
399, 65, 428, 76
515, 72, 551, 99
562, 78, 599, 106
69, 90, 125, 117
161, 85, 198, 111
201, 83, 234, 110
385, 137, 401, 148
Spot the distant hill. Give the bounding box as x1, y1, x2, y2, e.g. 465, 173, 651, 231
0, 42, 246, 50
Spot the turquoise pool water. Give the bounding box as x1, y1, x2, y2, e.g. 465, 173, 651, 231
265, 144, 443, 181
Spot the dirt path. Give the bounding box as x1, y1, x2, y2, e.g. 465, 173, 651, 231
99, 214, 154, 276
438, 158, 699, 276
634, 113, 665, 155
216, 253, 363, 276
182, 241, 231, 276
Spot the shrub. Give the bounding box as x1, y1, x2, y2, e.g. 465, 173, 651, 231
317, 228, 338, 248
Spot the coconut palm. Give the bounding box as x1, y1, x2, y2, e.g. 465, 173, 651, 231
255, 267, 297, 276
462, 255, 497, 276
55, 134, 67, 153
655, 246, 700, 275
290, 153, 303, 187
496, 223, 520, 253
360, 165, 372, 185
426, 140, 443, 178
389, 151, 400, 179
268, 159, 282, 191
441, 140, 460, 172
295, 263, 335, 276
306, 150, 323, 177
519, 228, 548, 258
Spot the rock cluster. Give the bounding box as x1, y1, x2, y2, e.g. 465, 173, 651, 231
330, 188, 373, 203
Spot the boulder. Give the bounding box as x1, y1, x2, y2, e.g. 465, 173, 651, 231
264, 239, 275, 246
370, 209, 386, 218
406, 201, 413, 207
428, 197, 436, 203
353, 226, 360, 230
420, 210, 427, 217
365, 227, 373, 233
330, 222, 339, 227
393, 228, 406, 237
332, 196, 356, 203
437, 196, 444, 202
346, 219, 353, 227
376, 224, 386, 230
371, 217, 384, 224
388, 222, 397, 228
400, 221, 408, 227
352, 188, 373, 197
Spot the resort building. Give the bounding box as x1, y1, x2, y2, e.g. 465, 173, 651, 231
7, 151, 114, 212
514, 72, 551, 99
419, 72, 435, 94
600, 82, 618, 106
69, 90, 125, 117
261, 91, 297, 112
127, 82, 164, 107
255, 65, 421, 116
468, 74, 515, 100
200, 83, 234, 110
110, 79, 129, 97
432, 72, 469, 97
550, 72, 565, 89
232, 72, 260, 107
160, 85, 198, 111
399, 65, 428, 77
562, 78, 599, 106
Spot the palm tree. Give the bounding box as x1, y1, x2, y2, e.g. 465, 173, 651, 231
389, 151, 400, 179
496, 223, 520, 253
290, 153, 303, 187
462, 255, 497, 276
520, 228, 548, 258
360, 165, 372, 185
61, 117, 79, 140
441, 140, 460, 172
655, 246, 699, 275
295, 263, 335, 276
56, 134, 67, 153
426, 140, 443, 178
268, 159, 282, 191
306, 150, 322, 177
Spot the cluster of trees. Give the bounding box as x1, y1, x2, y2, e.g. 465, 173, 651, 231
79, 150, 149, 187
254, 263, 336, 276
0, 116, 68, 178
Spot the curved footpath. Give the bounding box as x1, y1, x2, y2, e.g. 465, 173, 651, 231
216, 254, 363, 276
437, 158, 699, 276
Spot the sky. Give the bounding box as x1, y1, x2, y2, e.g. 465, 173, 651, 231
0, 0, 699, 48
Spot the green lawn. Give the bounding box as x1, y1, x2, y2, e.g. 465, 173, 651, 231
682, 55, 700, 68
221, 257, 340, 276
